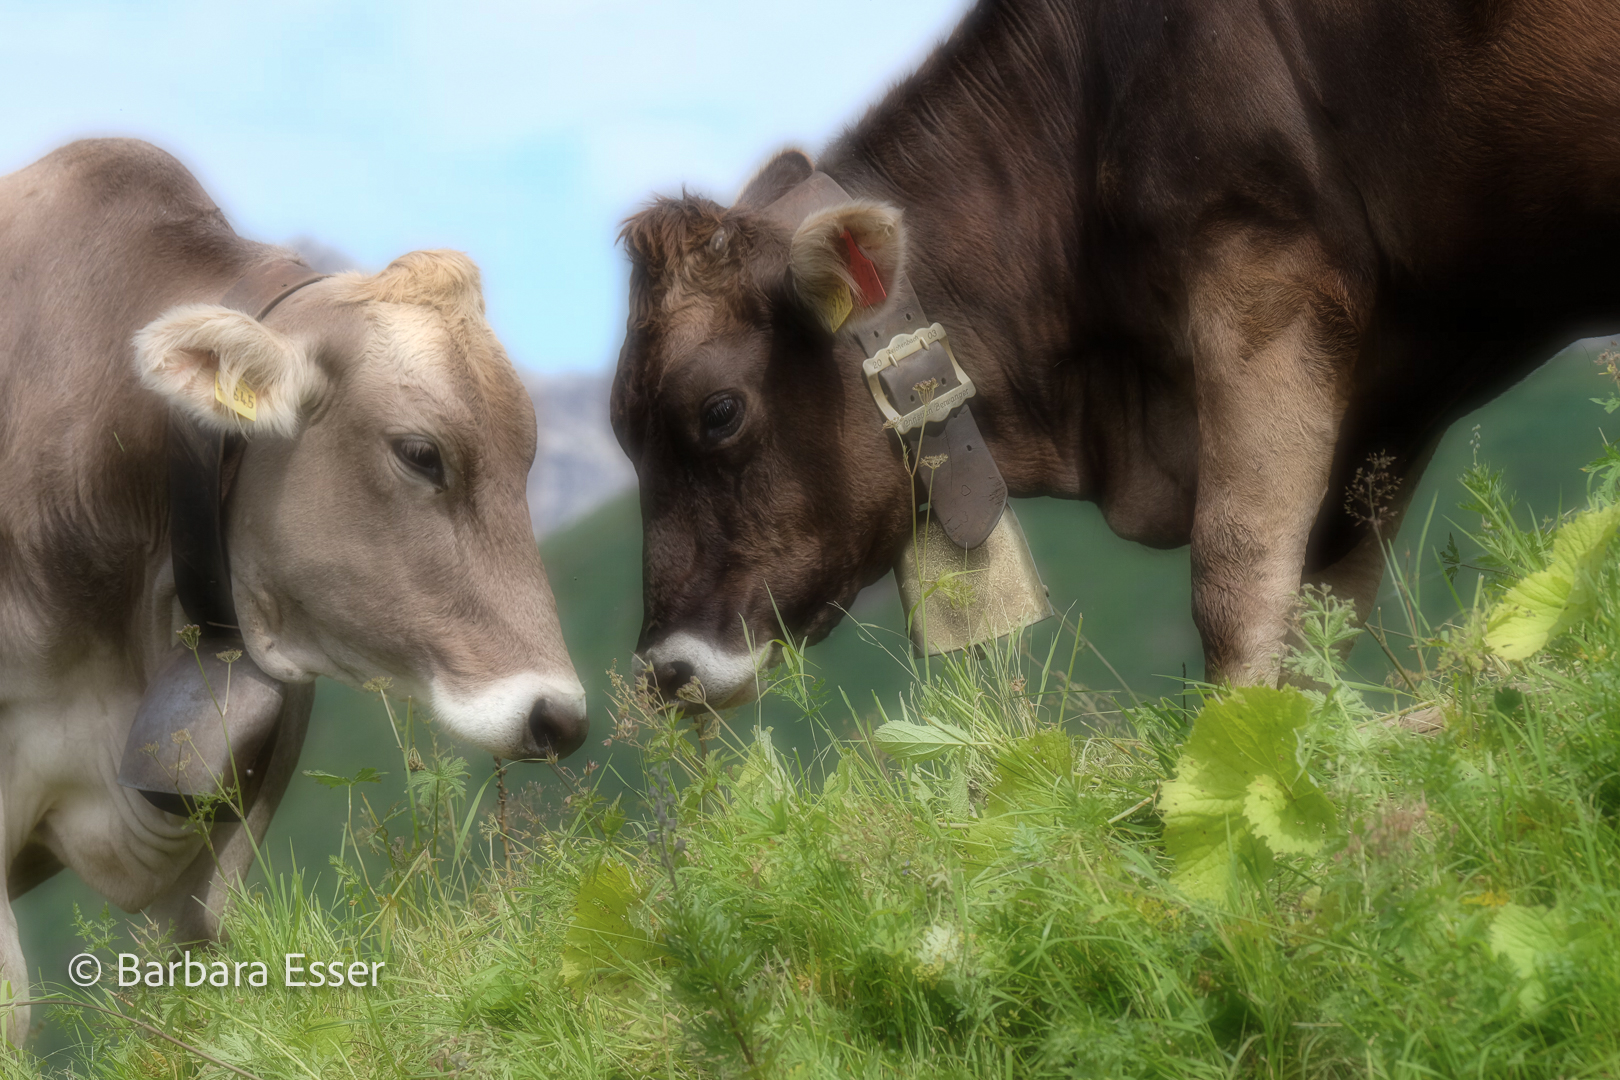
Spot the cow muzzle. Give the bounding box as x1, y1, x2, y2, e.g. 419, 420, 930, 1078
429, 672, 588, 760
633, 632, 775, 710
528, 687, 590, 759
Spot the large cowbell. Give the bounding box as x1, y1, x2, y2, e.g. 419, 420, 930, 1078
118, 260, 322, 820
117, 419, 284, 821
863, 317, 1053, 656
896, 507, 1054, 657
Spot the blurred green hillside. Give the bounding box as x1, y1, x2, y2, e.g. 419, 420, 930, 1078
17, 337, 1620, 1062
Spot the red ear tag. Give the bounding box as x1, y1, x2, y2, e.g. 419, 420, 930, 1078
840, 228, 888, 307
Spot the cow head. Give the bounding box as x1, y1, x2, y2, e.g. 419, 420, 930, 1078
134, 250, 588, 759
612, 151, 917, 707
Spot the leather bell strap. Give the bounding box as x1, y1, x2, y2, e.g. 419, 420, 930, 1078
127, 258, 325, 820
762, 174, 1007, 549
169, 259, 327, 633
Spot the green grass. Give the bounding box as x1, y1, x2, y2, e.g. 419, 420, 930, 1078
15, 366, 1620, 1078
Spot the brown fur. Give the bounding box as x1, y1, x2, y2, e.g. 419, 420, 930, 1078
615, 0, 1620, 691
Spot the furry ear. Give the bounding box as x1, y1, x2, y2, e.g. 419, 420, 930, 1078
736, 149, 814, 209
134, 304, 320, 437
789, 201, 906, 332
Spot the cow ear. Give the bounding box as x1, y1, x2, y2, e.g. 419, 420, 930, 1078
134, 304, 321, 437
788, 200, 906, 332
736, 148, 813, 209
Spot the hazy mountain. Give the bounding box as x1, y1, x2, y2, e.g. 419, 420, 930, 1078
523, 370, 635, 534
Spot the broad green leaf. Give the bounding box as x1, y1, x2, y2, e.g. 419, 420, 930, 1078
1486, 503, 1620, 659
1160, 687, 1335, 901
985, 731, 1072, 815
407, 755, 467, 801
1490, 903, 1565, 1013
463, 961, 533, 1021
733, 725, 790, 804
560, 860, 658, 986
872, 718, 980, 761
944, 764, 971, 820
954, 732, 1071, 875
303, 767, 384, 789
821, 756, 858, 801
1243, 772, 1336, 855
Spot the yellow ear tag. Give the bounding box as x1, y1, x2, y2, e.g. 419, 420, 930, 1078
214, 372, 258, 421
823, 284, 853, 332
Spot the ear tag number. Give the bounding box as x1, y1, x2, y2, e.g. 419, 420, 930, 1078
214, 372, 258, 421
823, 284, 854, 332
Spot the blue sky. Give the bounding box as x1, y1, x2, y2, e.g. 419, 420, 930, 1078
0, 1, 969, 372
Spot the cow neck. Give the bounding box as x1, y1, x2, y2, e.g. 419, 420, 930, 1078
168, 259, 326, 635
762, 174, 1009, 550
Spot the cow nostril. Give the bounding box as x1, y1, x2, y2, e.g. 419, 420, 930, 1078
528, 696, 587, 760
654, 659, 695, 700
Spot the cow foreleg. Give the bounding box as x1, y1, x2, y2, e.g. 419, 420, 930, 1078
146, 683, 313, 946
1188, 239, 1362, 685
0, 899, 25, 1047
0, 804, 28, 1046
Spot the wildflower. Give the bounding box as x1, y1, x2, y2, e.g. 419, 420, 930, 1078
1596, 344, 1620, 387
1344, 450, 1400, 532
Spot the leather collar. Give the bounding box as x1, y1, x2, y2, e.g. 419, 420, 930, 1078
168, 259, 326, 633
763, 174, 1008, 549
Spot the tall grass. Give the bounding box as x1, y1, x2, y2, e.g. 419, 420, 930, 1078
16, 410, 1620, 1078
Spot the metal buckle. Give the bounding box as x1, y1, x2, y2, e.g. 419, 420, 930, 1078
861, 322, 975, 435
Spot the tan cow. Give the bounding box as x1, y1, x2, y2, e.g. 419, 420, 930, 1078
0, 139, 585, 1039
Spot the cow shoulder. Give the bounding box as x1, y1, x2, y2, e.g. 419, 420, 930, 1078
42, 138, 219, 218
12, 140, 240, 276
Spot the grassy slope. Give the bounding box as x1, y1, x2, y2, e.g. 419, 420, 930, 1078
23, 377, 1620, 1078
11, 340, 1620, 1070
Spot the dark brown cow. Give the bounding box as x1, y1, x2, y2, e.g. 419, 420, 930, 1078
613, 0, 1620, 702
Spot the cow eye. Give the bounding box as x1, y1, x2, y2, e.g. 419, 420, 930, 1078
700, 393, 743, 440
392, 437, 445, 486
